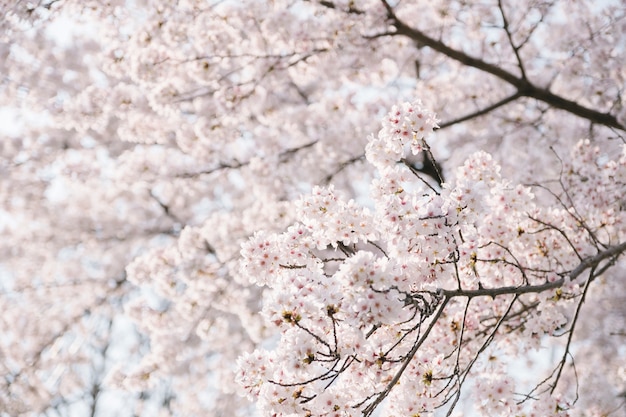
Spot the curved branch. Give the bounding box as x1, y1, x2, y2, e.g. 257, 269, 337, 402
550, 266, 594, 394
442, 240, 626, 299
380, 1, 625, 131
497, 0, 527, 79
362, 296, 450, 416
439, 92, 522, 129
323, 154, 365, 184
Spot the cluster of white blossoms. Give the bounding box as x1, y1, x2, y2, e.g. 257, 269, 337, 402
234, 100, 626, 416
365, 100, 440, 170
3, 0, 626, 415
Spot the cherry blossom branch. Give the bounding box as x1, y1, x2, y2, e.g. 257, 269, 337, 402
149, 189, 181, 224
443, 298, 471, 412
438, 92, 522, 129
473, 299, 540, 341
322, 153, 366, 184
5, 285, 122, 397
380, 0, 626, 131
497, 0, 528, 80
550, 266, 594, 395
443, 240, 626, 300
189, 48, 329, 63
531, 147, 609, 249
88, 318, 114, 417
526, 215, 585, 262
178, 141, 320, 178
362, 296, 450, 416
278, 140, 319, 163
401, 158, 440, 194
419, 138, 445, 185
317, 0, 364, 14
443, 295, 519, 416
177, 160, 247, 178
268, 358, 343, 388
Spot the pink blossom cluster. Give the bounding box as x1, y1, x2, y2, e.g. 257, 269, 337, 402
366, 100, 440, 170
2, 0, 626, 415
234, 101, 626, 415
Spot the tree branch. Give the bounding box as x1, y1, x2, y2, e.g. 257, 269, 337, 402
497, 0, 527, 80
550, 266, 594, 394
439, 92, 522, 129
362, 296, 450, 416
380, 1, 625, 131
443, 240, 626, 299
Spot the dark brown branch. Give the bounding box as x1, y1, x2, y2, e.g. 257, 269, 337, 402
177, 160, 247, 178
317, 0, 364, 14
379, 0, 520, 83
497, 0, 527, 80
279, 140, 319, 163
149, 189, 181, 224
420, 139, 445, 185
401, 158, 440, 194
445, 294, 519, 417
362, 296, 450, 416
444, 298, 472, 412
323, 154, 365, 184
550, 267, 594, 394
439, 92, 522, 129
443, 240, 626, 299
380, 1, 625, 131
178, 140, 319, 178
527, 215, 584, 262
524, 86, 624, 131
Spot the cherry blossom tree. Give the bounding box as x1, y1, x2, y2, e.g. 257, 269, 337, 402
1, 0, 625, 416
